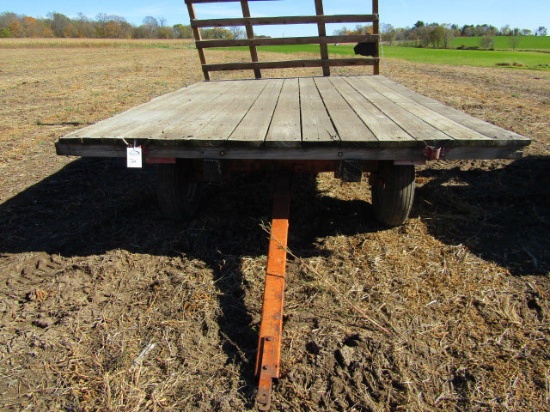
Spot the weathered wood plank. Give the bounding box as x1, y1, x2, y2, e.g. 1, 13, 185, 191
56, 142, 525, 161
178, 80, 267, 141
56, 143, 127, 157
374, 76, 530, 145
240, 0, 262, 79
313, 77, 378, 145
299, 78, 338, 143
345, 76, 450, 143
203, 58, 378, 72
191, 15, 379, 28
186, 1, 210, 80
372, 0, 380, 74
161, 82, 244, 140
196, 34, 378, 48
329, 77, 416, 147
265, 78, 301, 146
64, 83, 209, 139
229, 79, 284, 144
314, 0, 330, 76
66, 81, 246, 142
157, 82, 244, 141
360, 76, 494, 144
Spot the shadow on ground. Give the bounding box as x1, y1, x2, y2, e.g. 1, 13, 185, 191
0, 157, 380, 403
1, 156, 547, 403
0, 158, 379, 258
414, 156, 550, 277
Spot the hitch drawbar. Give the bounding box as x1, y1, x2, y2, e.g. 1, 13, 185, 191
255, 176, 291, 410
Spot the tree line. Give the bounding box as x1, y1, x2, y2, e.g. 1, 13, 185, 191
337, 21, 547, 49
379, 21, 548, 49
1, 11, 548, 48
0, 11, 232, 39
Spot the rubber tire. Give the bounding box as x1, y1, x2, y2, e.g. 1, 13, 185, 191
371, 163, 415, 227
157, 161, 201, 221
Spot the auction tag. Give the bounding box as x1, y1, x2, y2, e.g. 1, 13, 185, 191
127, 146, 143, 168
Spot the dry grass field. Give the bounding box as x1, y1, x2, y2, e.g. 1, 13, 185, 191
1, 39, 549, 411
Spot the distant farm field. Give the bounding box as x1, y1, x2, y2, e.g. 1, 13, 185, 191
451, 35, 550, 50
0, 38, 192, 49
237, 43, 550, 70
380, 46, 550, 70
1, 37, 548, 70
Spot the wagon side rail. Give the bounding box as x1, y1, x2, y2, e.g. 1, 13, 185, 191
185, 0, 380, 80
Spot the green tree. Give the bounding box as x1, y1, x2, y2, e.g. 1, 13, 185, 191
157, 27, 172, 39
142, 16, 159, 38
442, 25, 455, 49
173, 24, 193, 39
428, 25, 446, 48
95, 13, 109, 37
508, 33, 521, 50
229, 26, 245, 39
48, 12, 71, 37
0, 27, 12, 37
0, 12, 17, 30
381, 23, 396, 45
480, 35, 494, 49
461, 24, 475, 36
535, 26, 547, 36
500, 25, 511, 36
201, 27, 233, 39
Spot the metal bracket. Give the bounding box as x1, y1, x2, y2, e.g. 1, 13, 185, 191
424, 146, 447, 160
338, 160, 363, 182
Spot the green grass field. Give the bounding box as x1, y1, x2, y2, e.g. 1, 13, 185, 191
451, 35, 550, 50
247, 42, 549, 71
380, 46, 549, 70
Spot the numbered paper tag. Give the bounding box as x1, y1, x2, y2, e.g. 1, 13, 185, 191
127, 146, 143, 168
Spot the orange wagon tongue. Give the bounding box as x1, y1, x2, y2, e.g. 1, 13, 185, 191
255, 176, 291, 411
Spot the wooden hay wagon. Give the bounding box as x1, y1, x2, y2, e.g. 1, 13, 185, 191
56, 0, 530, 409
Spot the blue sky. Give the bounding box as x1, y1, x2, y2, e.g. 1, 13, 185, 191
2, 0, 549, 36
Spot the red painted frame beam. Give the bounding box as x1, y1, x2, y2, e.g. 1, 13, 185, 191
255, 175, 291, 410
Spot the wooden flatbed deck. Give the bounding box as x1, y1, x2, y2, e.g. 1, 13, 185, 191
56, 75, 529, 161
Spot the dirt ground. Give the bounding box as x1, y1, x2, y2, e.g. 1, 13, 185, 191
1, 41, 549, 411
